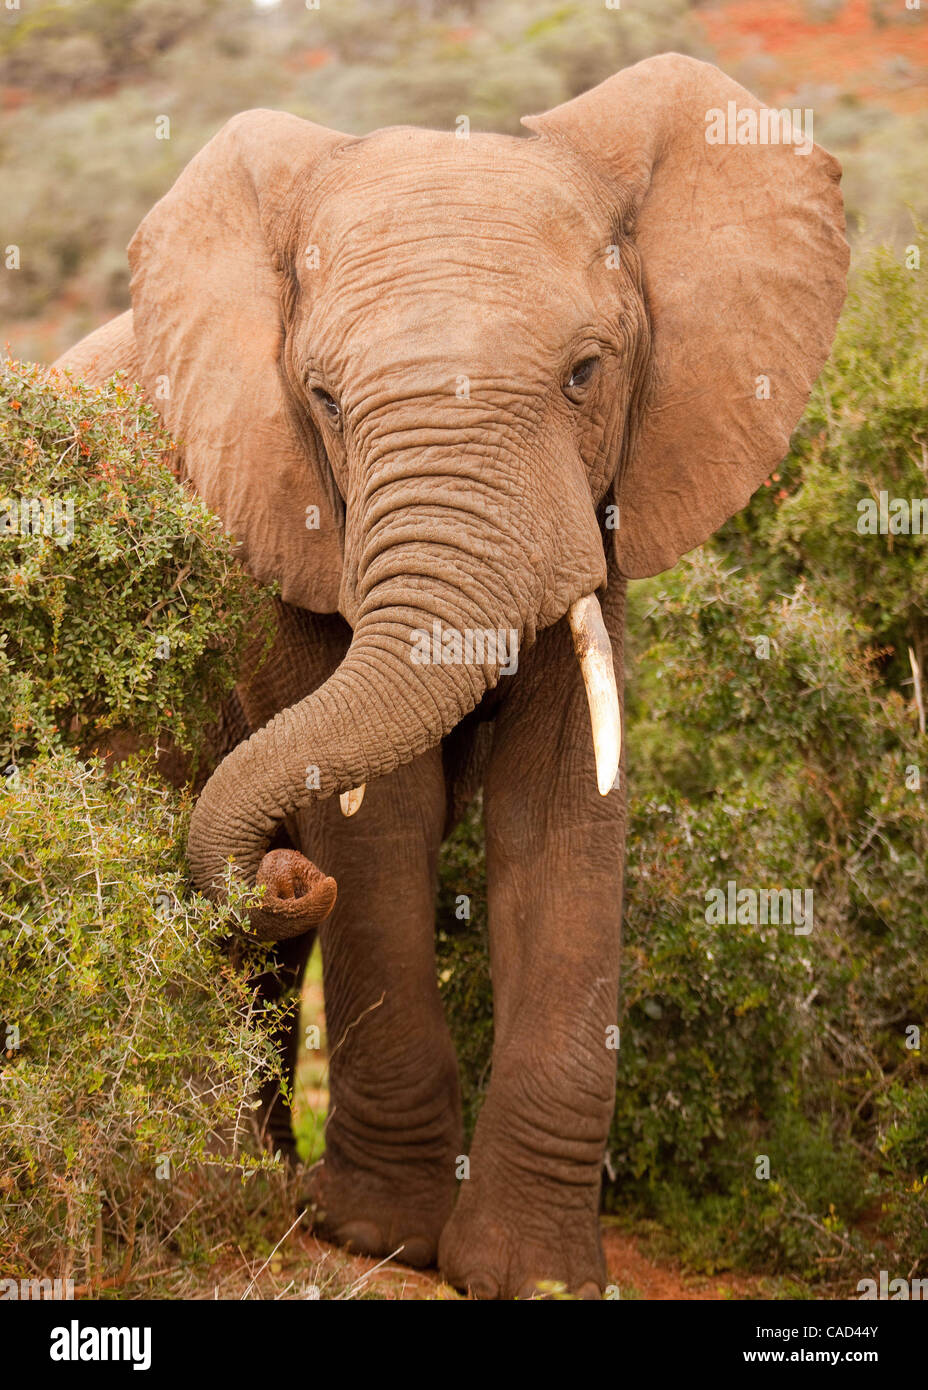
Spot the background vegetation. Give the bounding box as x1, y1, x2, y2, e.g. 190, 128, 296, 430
2, 0, 926, 1296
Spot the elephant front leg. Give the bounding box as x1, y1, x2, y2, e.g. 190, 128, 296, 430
299, 747, 463, 1268
439, 583, 626, 1299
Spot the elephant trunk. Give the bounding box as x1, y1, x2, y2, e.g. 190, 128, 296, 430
187, 586, 514, 933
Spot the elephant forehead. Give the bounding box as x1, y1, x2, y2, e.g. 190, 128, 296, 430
304, 128, 611, 277
293, 132, 616, 384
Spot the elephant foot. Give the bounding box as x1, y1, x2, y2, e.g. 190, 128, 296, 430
303, 1157, 454, 1269
438, 1187, 606, 1300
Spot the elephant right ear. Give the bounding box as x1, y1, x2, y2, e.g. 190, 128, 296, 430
128, 110, 352, 612
524, 54, 849, 580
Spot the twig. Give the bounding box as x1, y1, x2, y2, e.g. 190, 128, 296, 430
70, 1193, 140, 1296
908, 645, 925, 735
75, 770, 105, 921
786, 1207, 854, 1254
338, 1246, 406, 1300
240, 1209, 305, 1300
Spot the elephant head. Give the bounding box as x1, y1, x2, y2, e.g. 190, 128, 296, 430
126, 54, 847, 931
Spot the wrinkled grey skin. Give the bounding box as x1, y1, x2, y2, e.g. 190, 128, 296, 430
54, 53, 848, 1297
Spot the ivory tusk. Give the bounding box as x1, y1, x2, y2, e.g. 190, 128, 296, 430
339, 784, 366, 817
567, 594, 621, 796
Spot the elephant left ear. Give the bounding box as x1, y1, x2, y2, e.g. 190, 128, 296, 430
523, 53, 849, 579
128, 110, 352, 612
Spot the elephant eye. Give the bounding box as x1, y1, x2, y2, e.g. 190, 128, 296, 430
312, 387, 342, 428
564, 355, 600, 403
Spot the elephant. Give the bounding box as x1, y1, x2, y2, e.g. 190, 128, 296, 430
54, 53, 848, 1298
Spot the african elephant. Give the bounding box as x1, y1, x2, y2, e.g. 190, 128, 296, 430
55, 53, 848, 1298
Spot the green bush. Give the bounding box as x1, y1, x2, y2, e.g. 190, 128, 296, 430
616, 557, 928, 1277
0, 751, 288, 1291
0, 363, 286, 1293
0, 0, 220, 97
0, 359, 268, 770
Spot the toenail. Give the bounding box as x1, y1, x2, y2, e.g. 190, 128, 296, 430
467, 1272, 500, 1300
516, 1279, 546, 1300
576, 1281, 603, 1300
397, 1236, 433, 1268
338, 1220, 383, 1255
